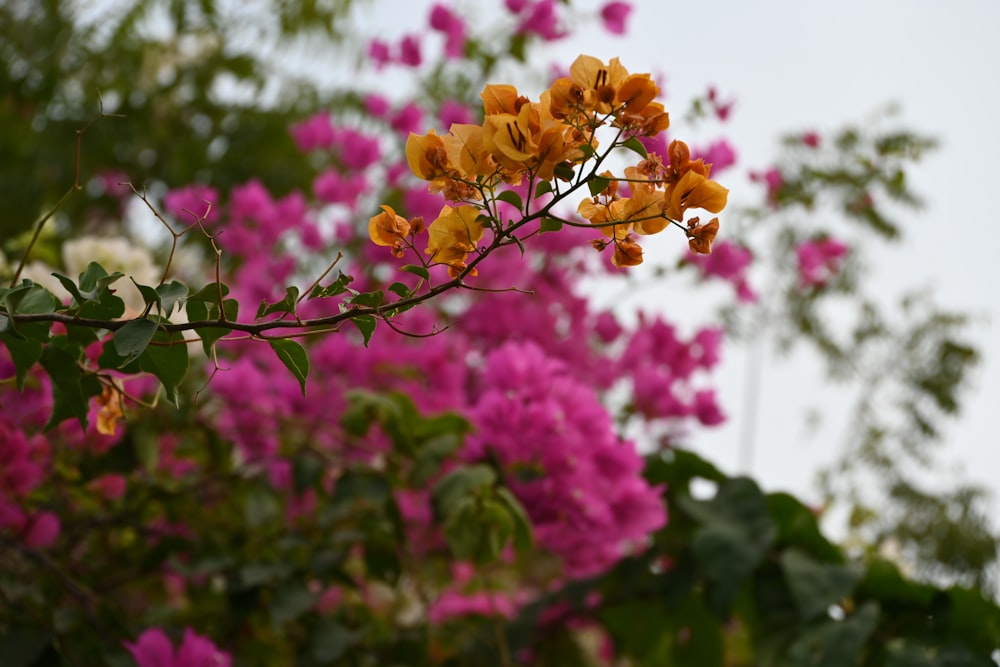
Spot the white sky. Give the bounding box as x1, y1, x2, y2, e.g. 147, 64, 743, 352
564, 1, 1000, 510
356, 0, 1000, 513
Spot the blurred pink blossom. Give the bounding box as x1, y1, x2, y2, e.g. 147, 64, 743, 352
600, 2, 632, 35
125, 627, 231, 667
796, 237, 848, 288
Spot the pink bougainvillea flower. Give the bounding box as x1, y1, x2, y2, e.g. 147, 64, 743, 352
439, 99, 474, 128
796, 237, 848, 288
801, 131, 821, 148
368, 39, 391, 69
125, 627, 231, 667
22, 511, 59, 548
288, 112, 336, 153
429, 4, 467, 58
163, 184, 219, 223
364, 94, 390, 118
399, 35, 422, 67
693, 139, 737, 175
391, 103, 424, 135
517, 0, 566, 41
750, 166, 784, 206
599, 1, 632, 35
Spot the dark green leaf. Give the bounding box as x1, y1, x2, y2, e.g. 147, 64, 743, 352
309, 272, 353, 299
188, 282, 231, 303
622, 136, 649, 159
113, 318, 158, 365
156, 281, 188, 318
270, 582, 317, 625
78, 262, 124, 294
433, 464, 496, 519
539, 218, 563, 233
495, 487, 533, 553
131, 280, 160, 309
496, 189, 523, 211
3, 281, 57, 340
0, 333, 42, 389
387, 281, 411, 299
350, 290, 384, 309
40, 345, 98, 430
0, 625, 52, 667
534, 180, 554, 198
311, 618, 355, 663
351, 315, 376, 347
554, 163, 576, 181
782, 549, 863, 621
786, 601, 879, 667
52, 271, 92, 305
135, 329, 189, 405
268, 339, 309, 396
400, 265, 429, 281
588, 175, 611, 197
256, 286, 299, 319
679, 477, 777, 613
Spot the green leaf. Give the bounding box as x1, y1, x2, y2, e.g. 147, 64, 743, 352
578, 142, 597, 159
601, 601, 673, 663
553, 162, 576, 181
39, 345, 99, 430
534, 180, 554, 198
588, 175, 611, 197
156, 281, 188, 318
350, 290, 384, 308
0, 625, 52, 667
188, 282, 231, 303
496, 189, 523, 211
400, 264, 429, 281
131, 280, 160, 309
310, 618, 356, 663
2, 281, 56, 340
622, 136, 649, 159
270, 581, 317, 625
351, 315, 376, 347
135, 329, 189, 405
782, 549, 863, 621
539, 218, 563, 233
52, 271, 93, 305
495, 486, 533, 553
387, 282, 410, 299
113, 319, 158, 365
309, 272, 353, 299
77, 289, 126, 322
767, 492, 843, 563
268, 339, 309, 396
0, 333, 42, 389
443, 496, 513, 564
786, 602, 879, 667
78, 262, 124, 294
679, 477, 777, 613
256, 286, 299, 319
433, 464, 497, 519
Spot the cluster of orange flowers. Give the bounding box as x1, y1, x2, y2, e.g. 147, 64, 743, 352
369, 55, 728, 275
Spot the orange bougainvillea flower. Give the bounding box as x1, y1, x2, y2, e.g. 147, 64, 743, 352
426, 205, 485, 277
687, 217, 720, 254
405, 130, 450, 180
612, 235, 644, 267
481, 84, 529, 116
665, 170, 729, 221
96, 384, 124, 436
369, 205, 412, 258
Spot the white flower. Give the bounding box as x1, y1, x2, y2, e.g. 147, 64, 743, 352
62, 236, 160, 315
